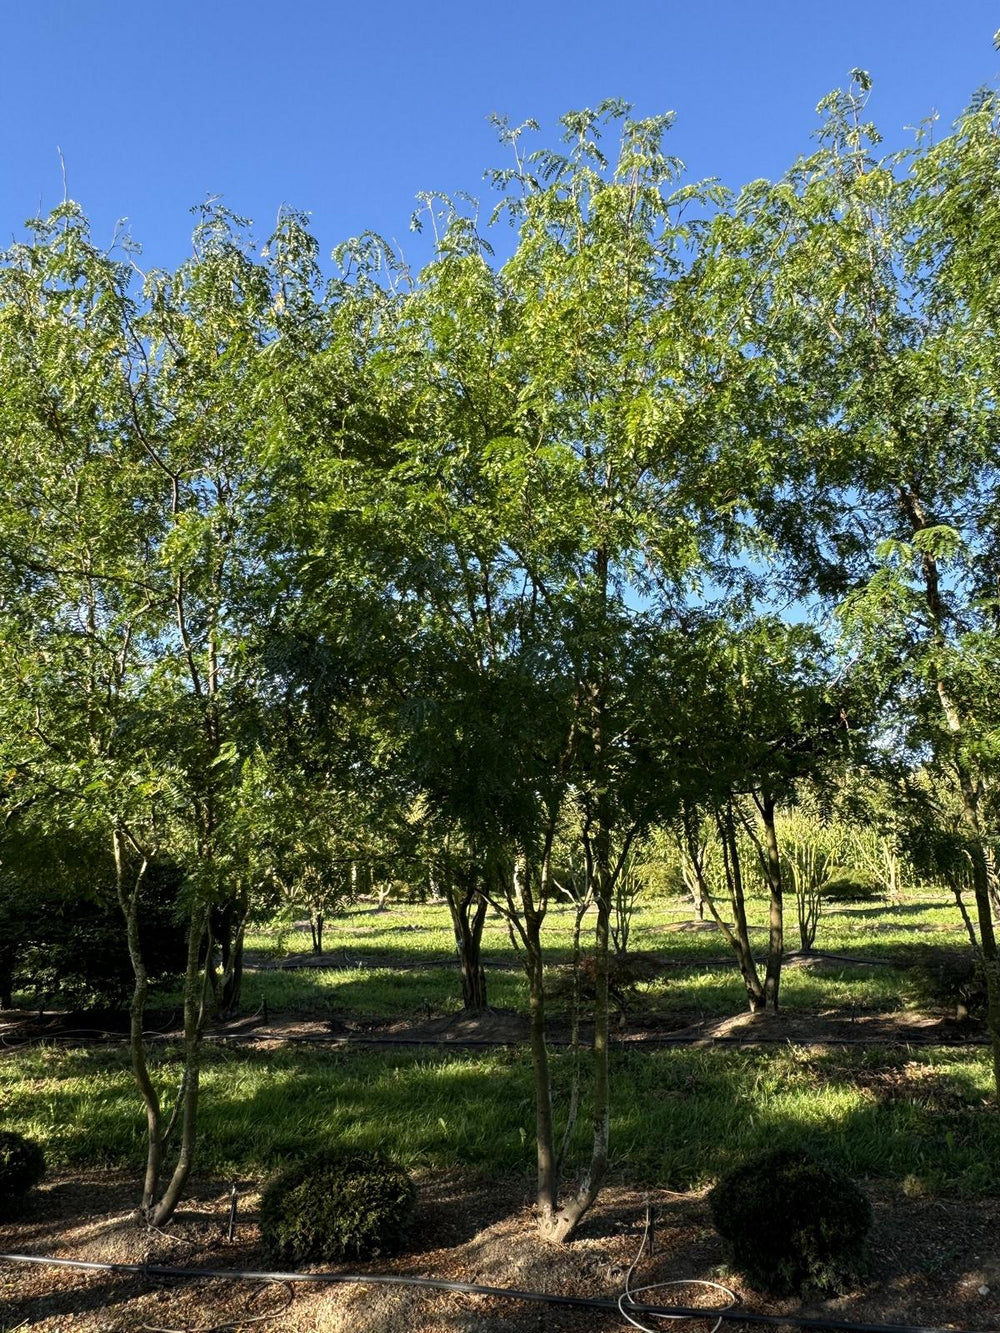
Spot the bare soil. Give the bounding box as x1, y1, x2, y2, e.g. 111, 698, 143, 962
2, 1171, 999, 1332
1, 999, 987, 1054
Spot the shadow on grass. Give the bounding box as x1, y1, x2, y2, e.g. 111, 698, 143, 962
235, 964, 528, 1020
829, 902, 952, 919
6, 1041, 1000, 1206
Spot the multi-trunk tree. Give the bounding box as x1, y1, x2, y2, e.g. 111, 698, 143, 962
0, 201, 333, 1222
713, 73, 1000, 1090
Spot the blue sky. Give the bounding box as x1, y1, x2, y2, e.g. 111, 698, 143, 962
2, 2, 997, 272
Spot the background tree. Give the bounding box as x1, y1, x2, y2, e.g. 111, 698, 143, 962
714, 74, 1000, 1088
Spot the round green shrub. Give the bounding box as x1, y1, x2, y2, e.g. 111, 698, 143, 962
821, 868, 882, 902
708, 1148, 871, 1295
0, 1131, 46, 1217
260, 1149, 415, 1264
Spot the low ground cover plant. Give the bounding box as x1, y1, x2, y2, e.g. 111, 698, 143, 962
708, 1146, 872, 1294
0, 1130, 46, 1218
259, 1148, 415, 1263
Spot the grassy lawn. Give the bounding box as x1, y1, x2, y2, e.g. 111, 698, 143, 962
3, 887, 992, 1218
213, 889, 969, 1021
2, 1041, 994, 1196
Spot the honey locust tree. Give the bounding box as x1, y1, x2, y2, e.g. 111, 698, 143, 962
273, 106, 740, 1240
0, 200, 331, 1222
711, 74, 1000, 1091
459, 102, 740, 1242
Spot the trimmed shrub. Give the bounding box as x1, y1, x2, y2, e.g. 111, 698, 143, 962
260, 1149, 415, 1264
906, 945, 986, 1019
821, 869, 882, 902
0, 1131, 46, 1217
708, 1148, 871, 1295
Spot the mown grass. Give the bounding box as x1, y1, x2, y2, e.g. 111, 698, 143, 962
2, 1042, 994, 1196
235, 964, 530, 1019
212, 889, 970, 1022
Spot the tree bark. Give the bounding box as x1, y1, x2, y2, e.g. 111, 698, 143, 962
310, 912, 324, 955
150, 903, 208, 1226
114, 830, 161, 1212
452, 889, 489, 1012
516, 853, 560, 1231
0, 953, 14, 1010
757, 793, 785, 1012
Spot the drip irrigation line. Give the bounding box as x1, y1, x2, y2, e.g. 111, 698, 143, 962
0, 1013, 181, 1049
619, 1205, 736, 1333
0, 1252, 982, 1333
1, 1026, 987, 1051
195, 1031, 986, 1050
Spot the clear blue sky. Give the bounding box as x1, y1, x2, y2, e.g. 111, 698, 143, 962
2, 2, 997, 272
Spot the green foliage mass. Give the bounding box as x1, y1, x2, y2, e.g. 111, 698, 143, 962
259, 1149, 416, 1264
1, 850, 187, 1009
709, 1147, 872, 1295
4, 69, 1000, 1229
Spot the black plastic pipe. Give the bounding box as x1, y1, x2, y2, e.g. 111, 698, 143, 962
0, 1251, 982, 1333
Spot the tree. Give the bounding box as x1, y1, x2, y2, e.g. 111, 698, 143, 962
0, 201, 331, 1222
714, 74, 1000, 1089
677, 618, 850, 1010
458, 103, 732, 1241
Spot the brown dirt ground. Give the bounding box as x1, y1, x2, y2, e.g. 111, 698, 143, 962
1, 938, 992, 1330
1, 1002, 987, 1055
2, 1171, 1000, 1333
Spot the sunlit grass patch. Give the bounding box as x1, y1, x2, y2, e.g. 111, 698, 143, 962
227, 891, 979, 1024
4, 1042, 996, 1196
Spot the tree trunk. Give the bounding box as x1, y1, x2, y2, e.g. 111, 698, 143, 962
458, 901, 489, 1012
556, 893, 590, 1173
0, 953, 14, 1009
542, 822, 612, 1244
150, 903, 208, 1226
526, 923, 559, 1229
310, 912, 324, 955
691, 806, 765, 1012
446, 880, 489, 1013
510, 846, 560, 1233
214, 888, 247, 1018
758, 794, 784, 1012
114, 831, 162, 1213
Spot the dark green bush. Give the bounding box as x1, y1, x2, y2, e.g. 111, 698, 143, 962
708, 1148, 871, 1295
260, 1149, 415, 1264
0, 1131, 46, 1217
906, 945, 985, 1018
821, 868, 882, 902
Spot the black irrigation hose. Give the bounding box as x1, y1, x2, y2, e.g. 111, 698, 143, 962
1, 1028, 988, 1052
0, 1253, 982, 1333
196, 1031, 987, 1050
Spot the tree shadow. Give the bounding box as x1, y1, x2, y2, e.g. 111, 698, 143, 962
2, 1268, 145, 1326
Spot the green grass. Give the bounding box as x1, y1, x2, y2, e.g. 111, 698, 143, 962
7, 887, 990, 1220
205, 889, 971, 1023
2, 1042, 995, 1195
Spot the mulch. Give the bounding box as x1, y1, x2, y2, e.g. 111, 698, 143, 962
2, 1172, 999, 1332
